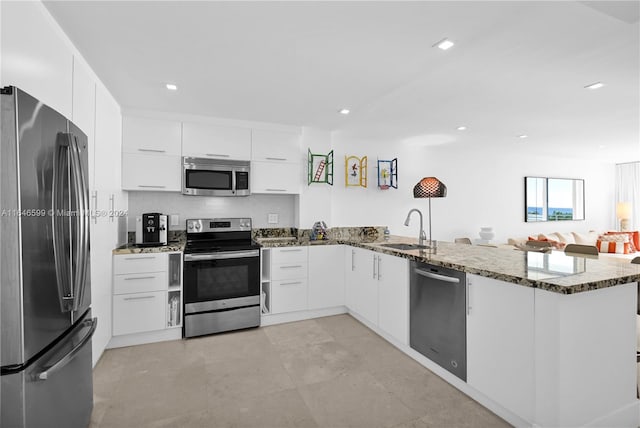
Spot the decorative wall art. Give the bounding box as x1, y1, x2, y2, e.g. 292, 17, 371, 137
345, 155, 367, 187
307, 149, 334, 185
377, 158, 398, 190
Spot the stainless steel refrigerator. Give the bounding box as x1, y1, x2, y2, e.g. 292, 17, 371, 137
1, 87, 96, 428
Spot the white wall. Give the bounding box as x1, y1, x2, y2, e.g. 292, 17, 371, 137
330, 133, 616, 243
128, 192, 295, 230
296, 127, 334, 229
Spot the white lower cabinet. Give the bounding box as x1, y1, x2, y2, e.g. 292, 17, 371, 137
377, 252, 409, 345
268, 247, 309, 315
466, 273, 535, 422
112, 252, 183, 341
271, 279, 308, 314
345, 247, 377, 324
113, 291, 166, 336
308, 245, 345, 310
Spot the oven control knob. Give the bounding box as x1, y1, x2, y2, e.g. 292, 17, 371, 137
195, 223, 201, 230
187, 223, 193, 230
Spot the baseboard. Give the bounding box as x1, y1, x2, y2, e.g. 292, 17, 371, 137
106, 327, 182, 349
260, 306, 348, 326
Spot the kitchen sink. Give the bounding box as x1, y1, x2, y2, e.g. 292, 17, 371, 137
379, 243, 428, 251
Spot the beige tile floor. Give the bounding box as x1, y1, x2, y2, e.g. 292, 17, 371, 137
90, 314, 511, 428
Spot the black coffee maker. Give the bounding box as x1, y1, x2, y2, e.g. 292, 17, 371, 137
135, 213, 168, 246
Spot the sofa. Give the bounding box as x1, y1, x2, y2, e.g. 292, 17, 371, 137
507, 230, 640, 260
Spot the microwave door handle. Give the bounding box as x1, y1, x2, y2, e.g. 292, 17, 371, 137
231, 170, 237, 194
52, 133, 74, 312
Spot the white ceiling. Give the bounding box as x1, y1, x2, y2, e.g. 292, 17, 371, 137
44, 1, 639, 162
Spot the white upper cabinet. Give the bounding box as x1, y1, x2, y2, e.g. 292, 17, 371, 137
94, 84, 122, 191
122, 153, 181, 192
182, 122, 251, 160
1, 2, 73, 118
71, 58, 95, 142
250, 160, 301, 194
251, 129, 301, 162
122, 116, 182, 155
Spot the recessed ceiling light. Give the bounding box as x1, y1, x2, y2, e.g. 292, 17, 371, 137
584, 82, 604, 90
518, 134, 528, 139
339, 108, 350, 115
434, 38, 455, 50
457, 126, 467, 131
166, 83, 178, 91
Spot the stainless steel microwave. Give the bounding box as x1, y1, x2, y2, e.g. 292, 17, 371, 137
182, 157, 250, 196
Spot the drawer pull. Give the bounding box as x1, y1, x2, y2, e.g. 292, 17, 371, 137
279, 265, 302, 269
266, 188, 286, 192
137, 185, 166, 189
279, 249, 302, 252
138, 148, 166, 153
205, 153, 230, 158
124, 276, 155, 281
124, 295, 156, 301
124, 256, 156, 260
280, 281, 302, 286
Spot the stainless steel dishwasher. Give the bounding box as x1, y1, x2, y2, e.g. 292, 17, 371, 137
410, 261, 467, 381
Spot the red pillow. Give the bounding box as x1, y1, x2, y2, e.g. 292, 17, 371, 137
605, 231, 638, 253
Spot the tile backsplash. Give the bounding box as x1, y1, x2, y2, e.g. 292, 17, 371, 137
127, 191, 295, 230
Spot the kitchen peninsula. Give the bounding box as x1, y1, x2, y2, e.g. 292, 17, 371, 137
257, 234, 640, 427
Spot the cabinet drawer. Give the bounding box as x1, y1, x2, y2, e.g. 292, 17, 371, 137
271, 279, 308, 314
113, 272, 168, 295
271, 246, 308, 264
113, 253, 168, 275
113, 291, 166, 336
271, 262, 308, 281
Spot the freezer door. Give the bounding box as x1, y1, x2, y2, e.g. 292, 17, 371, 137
1, 310, 96, 428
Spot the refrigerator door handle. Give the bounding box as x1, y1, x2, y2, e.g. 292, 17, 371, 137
52, 133, 74, 311
68, 133, 89, 312
36, 317, 97, 381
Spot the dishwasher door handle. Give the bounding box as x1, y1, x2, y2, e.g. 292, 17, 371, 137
414, 269, 460, 283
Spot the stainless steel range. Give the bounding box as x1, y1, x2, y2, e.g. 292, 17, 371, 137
183, 218, 261, 338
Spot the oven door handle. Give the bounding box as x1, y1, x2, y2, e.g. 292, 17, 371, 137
184, 250, 260, 261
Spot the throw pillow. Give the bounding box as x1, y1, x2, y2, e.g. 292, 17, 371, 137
554, 232, 576, 244
605, 231, 638, 253
572, 231, 599, 246
596, 239, 631, 254
529, 235, 565, 249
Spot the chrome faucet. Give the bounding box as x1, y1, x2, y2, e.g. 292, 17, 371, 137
404, 209, 427, 247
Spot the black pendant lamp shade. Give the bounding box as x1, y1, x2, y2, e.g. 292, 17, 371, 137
413, 177, 447, 198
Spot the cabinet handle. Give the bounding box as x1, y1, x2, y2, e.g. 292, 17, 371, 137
109, 194, 115, 222
280, 281, 302, 286
266, 157, 287, 161
138, 148, 166, 153
124, 295, 156, 301
124, 276, 155, 281
279, 248, 302, 252
280, 265, 302, 269
466, 278, 471, 315
91, 191, 98, 224
124, 256, 156, 260
137, 185, 166, 189
351, 249, 355, 271
266, 189, 287, 192
377, 256, 381, 280
205, 153, 231, 158
372, 255, 376, 279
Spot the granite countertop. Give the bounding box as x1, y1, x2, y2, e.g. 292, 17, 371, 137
112, 232, 640, 294
112, 240, 185, 255
258, 235, 640, 294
